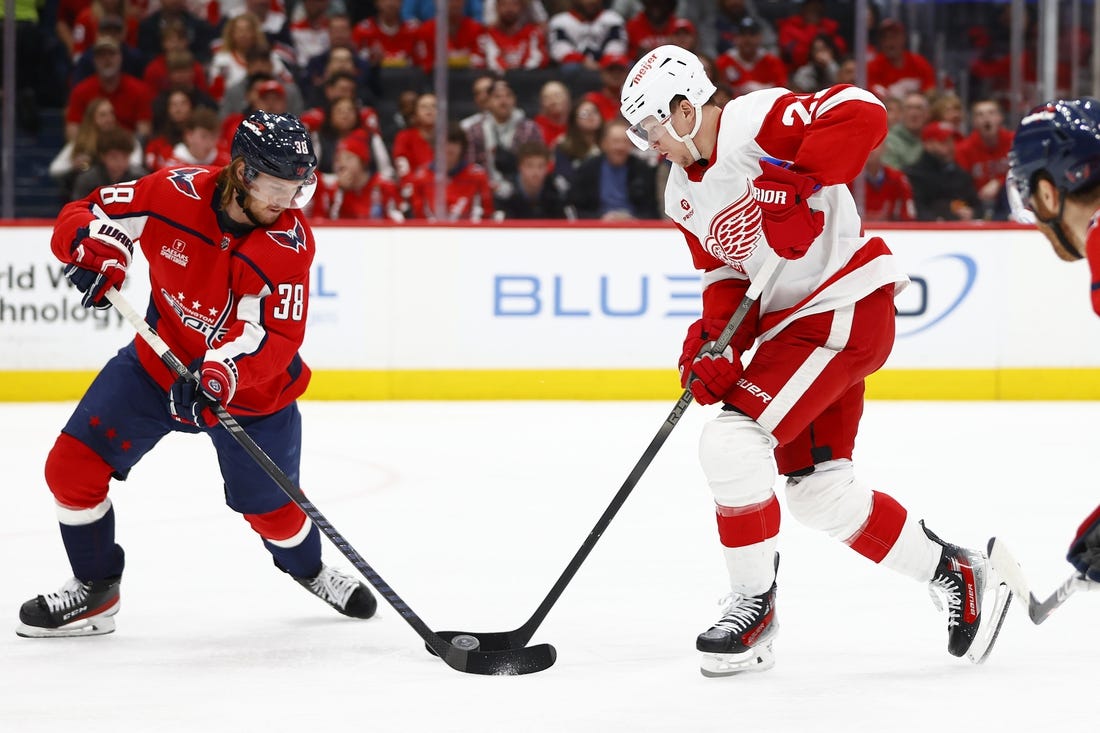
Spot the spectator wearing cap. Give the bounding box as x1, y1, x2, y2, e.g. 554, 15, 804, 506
669, 17, 698, 52
710, 0, 775, 57
866, 19, 935, 101
776, 0, 846, 69
624, 0, 679, 58
312, 130, 404, 221
547, 0, 627, 71
66, 36, 153, 143
715, 18, 787, 98
219, 45, 306, 119
137, 0, 216, 65
208, 12, 294, 101
583, 53, 630, 122
482, 0, 547, 72
413, 0, 487, 72
218, 73, 290, 151
466, 78, 544, 196
881, 91, 929, 170
955, 97, 1015, 221
71, 13, 147, 84
160, 107, 231, 168
69, 0, 140, 63
905, 121, 980, 222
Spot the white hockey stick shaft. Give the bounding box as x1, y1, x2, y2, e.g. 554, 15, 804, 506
987, 537, 1097, 624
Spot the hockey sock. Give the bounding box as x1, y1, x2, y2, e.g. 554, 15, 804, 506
266, 523, 323, 578
59, 504, 125, 580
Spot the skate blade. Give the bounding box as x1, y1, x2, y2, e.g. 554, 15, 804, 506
700, 643, 776, 677
966, 582, 1013, 664
16, 615, 117, 639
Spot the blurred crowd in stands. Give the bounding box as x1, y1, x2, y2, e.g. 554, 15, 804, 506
0, 0, 1083, 222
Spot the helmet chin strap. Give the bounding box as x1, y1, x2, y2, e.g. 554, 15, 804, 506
1038, 189, 1085, 261
663, 103, 709, 165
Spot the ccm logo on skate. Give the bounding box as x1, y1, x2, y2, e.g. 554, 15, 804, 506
62, 606, 88, 621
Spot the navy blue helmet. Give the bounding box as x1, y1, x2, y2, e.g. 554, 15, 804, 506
231, 111, 317, 183
1009, 97, 1100, 202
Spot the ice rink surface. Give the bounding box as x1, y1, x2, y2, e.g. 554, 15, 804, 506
1, 399, 1096, 732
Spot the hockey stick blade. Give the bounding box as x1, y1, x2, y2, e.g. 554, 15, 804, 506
429, 256, 787, 655
987, 537, 1094, 625
104, 288, 556, 676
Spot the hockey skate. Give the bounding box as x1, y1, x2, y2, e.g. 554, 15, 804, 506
696, 579, 778, 677
923, 522, 1012, 663
294, 564, 377, 619
16, 576, 121, 638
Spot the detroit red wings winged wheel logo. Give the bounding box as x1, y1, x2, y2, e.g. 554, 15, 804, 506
702, 187, 762, 271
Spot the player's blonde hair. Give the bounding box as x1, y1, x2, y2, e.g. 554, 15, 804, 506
217, 157, 249, 210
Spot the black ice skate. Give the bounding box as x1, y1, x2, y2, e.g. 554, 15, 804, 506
696, 575, 778, 677
16, 576, 121, 638
923, 521, 1012, 663
294, 564, 377, 619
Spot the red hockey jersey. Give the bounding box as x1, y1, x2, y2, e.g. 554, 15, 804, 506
51, 166, 314, 416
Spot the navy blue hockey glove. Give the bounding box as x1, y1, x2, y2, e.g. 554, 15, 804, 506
168, 355, 238, 428
1068, 505, 1100, 582
64, 219, 134, 310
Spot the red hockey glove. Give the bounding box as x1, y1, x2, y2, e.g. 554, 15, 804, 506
1068, 505, 1100, 582
678, 318, 743, 405
63, 219, 134, 309
679, 317, 732, 387
752, 159, 824, 260
168, 355, 238, 428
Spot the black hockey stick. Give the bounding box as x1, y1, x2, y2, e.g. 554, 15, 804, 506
987, 537, 1097, 624
431, 256, 786, 653
104, 287, 555, 676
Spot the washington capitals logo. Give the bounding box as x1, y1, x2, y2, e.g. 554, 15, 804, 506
267, 220, 307, 252
167, 167, 205, 200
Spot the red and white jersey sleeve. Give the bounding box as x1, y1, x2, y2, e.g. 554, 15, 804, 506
663, 85, 908, 337
482, 24, 547, 71
51, 167, 314, 416
1086, 214, 1100, 318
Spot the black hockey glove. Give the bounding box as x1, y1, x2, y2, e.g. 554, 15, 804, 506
1067, 505, 1100, 582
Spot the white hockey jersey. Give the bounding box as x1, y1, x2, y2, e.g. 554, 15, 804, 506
665, 84, 909, 340
547, 10, 627, 64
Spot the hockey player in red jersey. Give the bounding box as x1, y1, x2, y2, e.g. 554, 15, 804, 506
1007, 97, 1100, 586
17, 111, 377, 638
620, 45, 1012, 676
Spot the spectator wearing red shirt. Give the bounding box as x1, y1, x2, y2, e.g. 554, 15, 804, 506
142, 20, 210, 95
776, 0, 847, 69
406, 123, 495, 221
625, 0, 679, 59
312, 132, 403, 220
715, 18, 787, 98
392, 92, 438, 178
66, 37, 153, 142
70, 0, 140, 62
583, 53, 630, 122
482, 0, 547, 72
289, 0, 332, 68
414, 0, 486, 72
353, 0, 420, 68
855, 141, 915, 222
218, 75, 289, 151
867, 19, 936, 101
533, 80, 571, 147
955, 98, 1015, 220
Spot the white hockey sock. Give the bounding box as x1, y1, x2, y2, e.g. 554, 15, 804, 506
723, 536, 780, 596
879, 515, 941, 582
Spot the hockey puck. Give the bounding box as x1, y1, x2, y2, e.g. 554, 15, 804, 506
451, 634, 481, 651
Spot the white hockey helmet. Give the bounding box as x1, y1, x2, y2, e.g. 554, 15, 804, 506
619, 44, 717, 153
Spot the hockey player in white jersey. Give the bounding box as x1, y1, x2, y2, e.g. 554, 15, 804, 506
620, 45, 1013, 676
